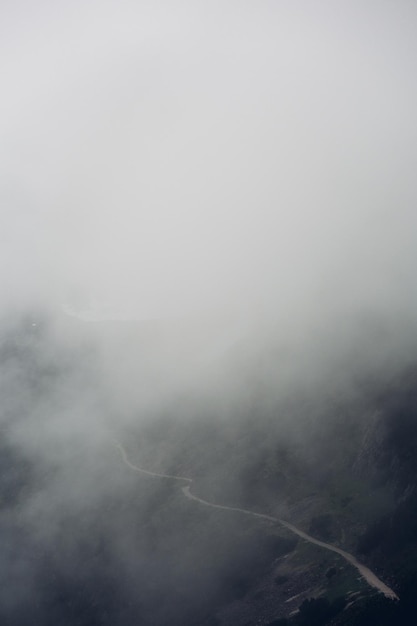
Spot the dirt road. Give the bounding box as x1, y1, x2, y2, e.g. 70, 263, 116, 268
115, 442, 399, 601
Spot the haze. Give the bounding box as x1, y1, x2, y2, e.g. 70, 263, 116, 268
2, 3, 417, 625
1, 0, 416, 324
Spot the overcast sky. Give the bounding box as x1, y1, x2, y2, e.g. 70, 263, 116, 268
1, 0, 417, 322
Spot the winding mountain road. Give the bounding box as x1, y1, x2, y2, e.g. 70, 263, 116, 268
114, 442, 399, 601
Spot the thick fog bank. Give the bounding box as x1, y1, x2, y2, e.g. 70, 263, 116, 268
2, 1, 417, 624
1, 0, 417, 322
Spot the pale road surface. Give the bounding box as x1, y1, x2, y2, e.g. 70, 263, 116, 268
115, 443, 399, 601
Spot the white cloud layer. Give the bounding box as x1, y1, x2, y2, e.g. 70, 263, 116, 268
1, 0, 417, 323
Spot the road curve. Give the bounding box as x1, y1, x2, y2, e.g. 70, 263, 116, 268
115, 442, 399, 601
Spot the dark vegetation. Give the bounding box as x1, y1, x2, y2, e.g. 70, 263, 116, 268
266, 597, 346, 626
309, 515, 334, 541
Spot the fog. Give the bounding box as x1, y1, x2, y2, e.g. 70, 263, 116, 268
1, 1, 417, 624
2, 0, 416, 321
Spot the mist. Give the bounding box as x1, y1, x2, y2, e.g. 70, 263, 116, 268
1, 2, 417, 625
2, 0, 416, 322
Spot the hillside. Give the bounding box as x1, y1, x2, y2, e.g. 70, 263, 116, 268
0, 313, 417, 625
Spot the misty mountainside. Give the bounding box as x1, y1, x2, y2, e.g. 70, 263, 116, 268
1, 311, 417, 626
3, 1, 417, 624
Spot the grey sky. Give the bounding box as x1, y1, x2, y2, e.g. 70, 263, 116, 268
1, 1, 417, 321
